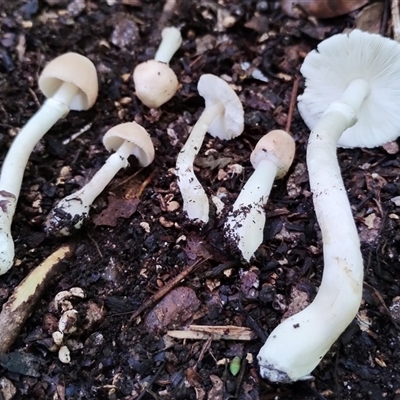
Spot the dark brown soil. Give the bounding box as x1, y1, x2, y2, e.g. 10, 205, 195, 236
1, 1, 400, 399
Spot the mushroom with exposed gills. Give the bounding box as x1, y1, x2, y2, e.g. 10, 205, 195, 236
0, 52, 98, 275
175, 74, 244, 223
45, 122, 155, 236
258, 29, 400, 383
224, 130, 295, 262
133, 26, 182, 108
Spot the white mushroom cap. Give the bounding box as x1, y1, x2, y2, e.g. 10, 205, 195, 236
197, 74, 244, 140
250, 130, 295, 179
133, 60, 179, 108
298, 29, 400, 148
103, 122, 155, 167
38, 52, 98, 110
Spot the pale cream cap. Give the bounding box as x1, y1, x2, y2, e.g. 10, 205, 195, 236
250, 130, 295, 179
197, 74, 244, 140
103, 122, 155, 167
133, 60, 179, 108
38, 52, 98, 110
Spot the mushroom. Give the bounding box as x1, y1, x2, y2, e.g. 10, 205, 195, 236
224, 130, 295, 261
133, 27, 182, 108
258, 30, 400, 383
45, 122, 155, 236
0, 52, 98, 275
175, 74, 244, 223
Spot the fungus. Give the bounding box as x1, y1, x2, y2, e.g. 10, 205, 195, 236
133, 26, 182, 108
258, 30, 400, 383
175, 74, 244, 223
46, 122, 155, 236
224, 130, 295, 261
0, 53, 98, 275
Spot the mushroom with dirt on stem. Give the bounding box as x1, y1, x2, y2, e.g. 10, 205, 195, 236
175, 74, 244, 223
0, 53, 98, 275
224, 130, 295, 262
45, 122, 155, 236
257, 29, 400, 384
133, 26, 182, 108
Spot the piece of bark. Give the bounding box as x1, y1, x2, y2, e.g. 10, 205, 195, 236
0, 244, 74, 353
167, 325, 256, 341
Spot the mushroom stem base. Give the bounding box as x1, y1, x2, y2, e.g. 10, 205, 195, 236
258, 107, 364, 382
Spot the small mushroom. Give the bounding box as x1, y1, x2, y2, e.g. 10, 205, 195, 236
133, 27, 182, 108
45, 122, 155, 236
175, 74, 244, 223
224, 130, 295, 261
258, 29, 400, 384
0, 52, 98, 275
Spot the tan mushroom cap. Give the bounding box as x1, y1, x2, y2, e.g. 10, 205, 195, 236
103, 122, 155, 167
250, 130, 295, 179
197, 74, 244, 140
133, 60, 179, 108
38, 52, 98, 111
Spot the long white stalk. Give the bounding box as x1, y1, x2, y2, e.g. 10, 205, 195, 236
154, 27, 182, 64
0, 91, 72, 275
225, 158, 277, 261
47, 140, 134, 235
258, 81, 369, 382
176, 102, 224, 223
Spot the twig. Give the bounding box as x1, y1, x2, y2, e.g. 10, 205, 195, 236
392, 0, 400, 41
136, 169, 157, 198
28, 87, 41, 108
87, 231, 103, 258
0, 244, 74, 353
285, 75, 300, 134
129, 257, 210, 322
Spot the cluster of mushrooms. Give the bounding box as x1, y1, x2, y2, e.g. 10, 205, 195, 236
1, 26, 400, 384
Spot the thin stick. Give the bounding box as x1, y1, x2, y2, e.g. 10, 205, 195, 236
129, 257, 210, 322
285, 75, 300, 134
0, 244, 74, 353
136, 169, 157, 198
392, 0, 400, 42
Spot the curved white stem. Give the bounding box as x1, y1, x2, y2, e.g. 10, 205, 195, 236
0, 87, 73, 275
176, 102, 224, 223
47, 141, 134, 236
0, 98, 70, 199
154, 27, 182, 64
258, 80, 369, 382
225, 158, 278, 261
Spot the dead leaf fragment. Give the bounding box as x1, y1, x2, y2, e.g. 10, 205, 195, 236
208, 375, 224, 400
92, 196, 139, 227
144, 287, 201, 332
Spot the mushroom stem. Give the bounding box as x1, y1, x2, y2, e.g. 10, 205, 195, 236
257, 106, 364, 383
0, 98, 70, 274
48, 140, 135, 233
233, 158, 277, 208
51, 81, 80, 105
225, 158, 277, 261
340, 78, 370, 113
176, 101, 224, 222
0, 99, 70, 199
154, 27, 182, 64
